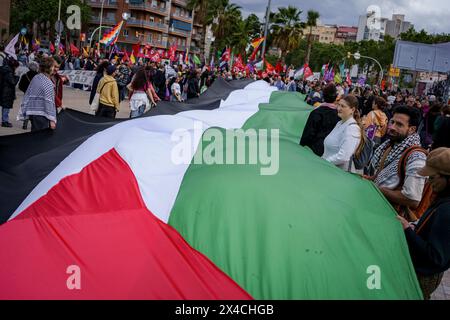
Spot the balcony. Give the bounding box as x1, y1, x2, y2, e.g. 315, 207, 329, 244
128, 2, 169, 16
90, 16, 117, 25
168, 28, 190, 37
172, 0, 188, 7
126, 19, 169, 33
170, 13, 193, 23
119, 35, 168, 48
88, 0, 118, 9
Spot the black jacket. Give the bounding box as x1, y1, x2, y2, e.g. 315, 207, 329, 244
18, 70, 38, 93
187, 77, 200, 99
89, 72, 104, 105
300, 104, 340, 156
0, 65, 19, 109
405, 196, 450, 276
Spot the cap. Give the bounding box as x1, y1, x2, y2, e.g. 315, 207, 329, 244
418, 148, 450, 177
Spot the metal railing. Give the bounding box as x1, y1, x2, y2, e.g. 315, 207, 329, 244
90, 16, 116, 25
126, 19, 169, 32
128, 3, 168, 15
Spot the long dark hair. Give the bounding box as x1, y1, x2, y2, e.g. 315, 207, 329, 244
131, 68, 148, 90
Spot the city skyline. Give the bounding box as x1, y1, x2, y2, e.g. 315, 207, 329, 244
234, 0, 450, 34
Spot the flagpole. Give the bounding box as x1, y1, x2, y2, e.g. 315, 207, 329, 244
261, 0, 271, 59
98, 0, 105, 58
55, 0, 62, 50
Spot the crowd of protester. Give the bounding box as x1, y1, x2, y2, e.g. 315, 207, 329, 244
1, 45, 450, 300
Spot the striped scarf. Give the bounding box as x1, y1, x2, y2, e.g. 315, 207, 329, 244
370, 133, 422, 185
18, 73, 56, 122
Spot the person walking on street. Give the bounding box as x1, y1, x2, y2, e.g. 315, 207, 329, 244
18, 57, 58, 132
95, 65, 120, 119
0, 57, 20, 128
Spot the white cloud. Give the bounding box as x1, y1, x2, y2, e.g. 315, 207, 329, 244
233, 0, 450, 33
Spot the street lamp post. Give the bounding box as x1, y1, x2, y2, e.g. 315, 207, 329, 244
55, 0, 62, 49
97, 0, 106, 56
350, 51, 384, 86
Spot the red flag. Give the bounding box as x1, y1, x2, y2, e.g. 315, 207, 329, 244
303, 64, 313, 80
123, 51, 130, 63
132, 43, 141, 57
221, 48, 231, 62
70, 43, 80, 56
346, 72, 352, 86
168, 43, 177, 62
50, 42, 55, 54
249, 45, 260, 62
275, 61, 283, 74
265, 61, 275, 73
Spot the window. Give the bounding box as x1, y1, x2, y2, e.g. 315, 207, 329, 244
123, 29, 129, 37
152, 0, 157, 8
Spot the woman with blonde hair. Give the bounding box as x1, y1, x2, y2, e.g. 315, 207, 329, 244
322, 94, 364, 173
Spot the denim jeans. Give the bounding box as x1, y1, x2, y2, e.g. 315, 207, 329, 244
2, 107, 10, 123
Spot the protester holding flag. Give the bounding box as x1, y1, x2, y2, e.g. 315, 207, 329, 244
18, 57, 57, 132
300, 83, 340, 156
187, 70, 200, 99
128, 68, 156, 118
322, 94, 363, 173
95, 65, 120, 119
89, 60, 110, 105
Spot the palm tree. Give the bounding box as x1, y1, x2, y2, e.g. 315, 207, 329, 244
212, 2, 243, 56
270, 6, 304, 62
304, 10, 320, 65
187, 0, 217, 58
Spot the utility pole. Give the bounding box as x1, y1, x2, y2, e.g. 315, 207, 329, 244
55, 0, 62, 49
261, 0, 271, 59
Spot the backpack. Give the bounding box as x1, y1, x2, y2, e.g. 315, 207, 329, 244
395, 146, 434, 221
349, 123, 375, 170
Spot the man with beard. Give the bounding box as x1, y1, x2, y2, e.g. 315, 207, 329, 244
368, 106, 427, 220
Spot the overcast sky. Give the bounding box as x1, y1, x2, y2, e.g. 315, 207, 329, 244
233, 0, 450, 34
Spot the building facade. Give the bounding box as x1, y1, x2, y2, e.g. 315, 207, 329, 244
334, 26, 358, 45
303, 23, 337, 44
0, 0, 11, 42
86, 0, 203, 55
385, 14, 413, 39
357, 12, 413, 42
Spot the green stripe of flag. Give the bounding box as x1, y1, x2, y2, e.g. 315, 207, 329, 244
169, 91, 423, 299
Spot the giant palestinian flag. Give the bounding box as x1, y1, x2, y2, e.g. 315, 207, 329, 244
0, 79, 423, 299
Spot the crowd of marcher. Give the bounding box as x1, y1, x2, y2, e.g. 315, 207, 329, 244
1, 45, 450, 300
298, 81, 450, 299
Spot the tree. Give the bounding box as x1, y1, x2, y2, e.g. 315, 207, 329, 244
187, 0, 217, 58
244, 14, 262, 40
10, 0, 90, 40
269, 6, 304, 62
304, 10, 320, 65
212, 1, 243, 55
400, 27, 450, 44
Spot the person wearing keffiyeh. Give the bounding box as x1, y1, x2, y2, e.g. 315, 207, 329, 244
18, 57, 57, 132
368, 106, 427, 215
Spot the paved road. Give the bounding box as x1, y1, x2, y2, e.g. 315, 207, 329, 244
0, 86, 448, 300
0, 86, 131, 136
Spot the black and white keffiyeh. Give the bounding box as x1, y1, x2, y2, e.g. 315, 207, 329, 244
18, 73, 56, 122
370, 133, 422, 185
